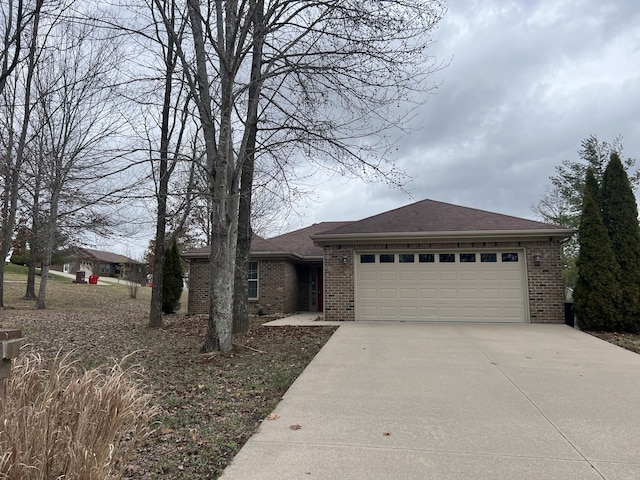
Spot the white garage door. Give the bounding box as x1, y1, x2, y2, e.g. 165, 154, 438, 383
356, 251, 527, 322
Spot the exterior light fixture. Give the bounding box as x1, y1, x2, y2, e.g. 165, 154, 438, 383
342, 255, 348, 264
533, 253, 542, 266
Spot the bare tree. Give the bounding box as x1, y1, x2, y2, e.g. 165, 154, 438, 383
28, 16, 126, 308
150, 0, 447, 352
0, 0, 44, 308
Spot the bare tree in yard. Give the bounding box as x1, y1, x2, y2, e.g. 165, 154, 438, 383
152, 0, 447, 352
112, 0, 200, 327
29, 17, 127, 308
0, 0, 44, 308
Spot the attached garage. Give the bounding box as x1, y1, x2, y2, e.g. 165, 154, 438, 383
355, 250, 527, 322
311, 199, 575, 324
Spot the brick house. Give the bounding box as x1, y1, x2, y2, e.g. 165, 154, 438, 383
52, 247, 146, 280
184, 199, 575, 323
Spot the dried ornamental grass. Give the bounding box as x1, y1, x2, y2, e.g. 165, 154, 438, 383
0, 352, 159, 480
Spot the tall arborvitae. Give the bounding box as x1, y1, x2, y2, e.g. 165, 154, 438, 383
162, 241, 183, 314
573, 168, 622, 330
600, 152, 640, 332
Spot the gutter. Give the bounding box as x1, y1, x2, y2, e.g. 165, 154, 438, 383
310, 228, 577, 246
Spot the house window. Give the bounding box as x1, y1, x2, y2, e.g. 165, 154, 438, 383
380, 254, 395, 263
360, 254, 376, 263
460, 253, 476, 263
399, 254, 415, 263
248, 261, 259, 299
439, 253, 455, 263
481, 253, 497, 263
419, 253, 435, 263
502, 253, 519, 262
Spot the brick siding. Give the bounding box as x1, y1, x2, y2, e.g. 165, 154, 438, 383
187, 258, 301, 315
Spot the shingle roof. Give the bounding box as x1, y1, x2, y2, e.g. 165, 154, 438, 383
76, 247, 141, 264
183, 222, 351, 259
183, 199, 575, 259
254, 222, 351, 257
314, 199, 571, 236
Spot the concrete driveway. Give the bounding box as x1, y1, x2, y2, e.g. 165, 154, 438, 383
220, 323, 640, 480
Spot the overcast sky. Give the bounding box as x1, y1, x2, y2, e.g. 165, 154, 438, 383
295, 0, 640, 229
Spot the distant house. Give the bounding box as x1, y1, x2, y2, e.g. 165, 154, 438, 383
52, 247, 146, 280
184, 198, 575, 324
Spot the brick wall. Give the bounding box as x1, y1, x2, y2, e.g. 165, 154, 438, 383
187, 258, 300, 316
524, 240, 565, 324
323, 240, 565, 324
187, 258, 210, 314
323, 247, 355, 321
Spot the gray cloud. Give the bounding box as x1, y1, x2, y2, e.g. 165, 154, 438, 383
302, 0, 640, 227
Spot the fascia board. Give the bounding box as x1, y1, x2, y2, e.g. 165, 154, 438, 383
310, 229, 576, 245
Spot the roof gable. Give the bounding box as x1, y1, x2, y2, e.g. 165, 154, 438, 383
315, 199, 569, 236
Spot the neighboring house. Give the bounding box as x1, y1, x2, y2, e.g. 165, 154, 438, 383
52, 247, 145, 280
184, 199, 575, 324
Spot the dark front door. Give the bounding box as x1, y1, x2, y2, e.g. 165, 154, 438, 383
310, 266, 323, 312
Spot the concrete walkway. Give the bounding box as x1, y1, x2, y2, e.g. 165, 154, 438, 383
220, 322, 640, 479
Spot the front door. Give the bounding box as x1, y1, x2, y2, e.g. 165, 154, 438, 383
310, 266, 323, 312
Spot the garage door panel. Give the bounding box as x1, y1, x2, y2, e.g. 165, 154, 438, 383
419, 288, 438, 298
379, 271, 397, 282
502, 288, 524, 300
399, 271, 417, 281
480, 271, 500, 281
439, 288, 459, 299
460, 271, 479, 281
356, 250, 527, 323
460, 307, 481, 318
459, 288, 480, 299
360, 306, 377, 317
378, 289, 397, 299
438, 271, 457, 281
418, 271, 437, 281
360, 288, 378, 299
399, 288, 417, 299
398, 306, 418, 317
440, 307, 461, 318
502, 271, 522, 281
379, 306, 397, 316
420, 307, 438, 318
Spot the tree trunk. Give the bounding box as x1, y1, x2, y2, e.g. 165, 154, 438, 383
232, 0, 263, 334
24, 248, 38, 300
0, 1, 42, 307
25, 160, 41, 300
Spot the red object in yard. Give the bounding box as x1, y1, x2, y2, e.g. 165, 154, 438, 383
148, 281, 153, 287
88, 275, 99, 285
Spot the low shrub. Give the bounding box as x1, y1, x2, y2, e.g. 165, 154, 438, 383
0, 353, 159, 480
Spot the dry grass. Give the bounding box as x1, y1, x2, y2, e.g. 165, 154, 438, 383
1, 266, 337, 479
0, 353, 159, 480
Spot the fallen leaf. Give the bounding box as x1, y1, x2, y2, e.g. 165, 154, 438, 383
383, 432, 391, 436
161, 428, 174, 435
266, 413, 280, 421
289, 424, 302, 431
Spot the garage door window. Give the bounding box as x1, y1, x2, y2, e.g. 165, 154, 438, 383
360, 254, 376, 263
481, 253, 497, 262
380, 254, 395, 263
399, 254, 415, 263
419, 253, 435, 263
439, 253, 455, 263
502, 252, 519, 262
460, 253, 476, 263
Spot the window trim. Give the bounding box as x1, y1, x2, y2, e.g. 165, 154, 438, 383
248, 261, 259, 300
